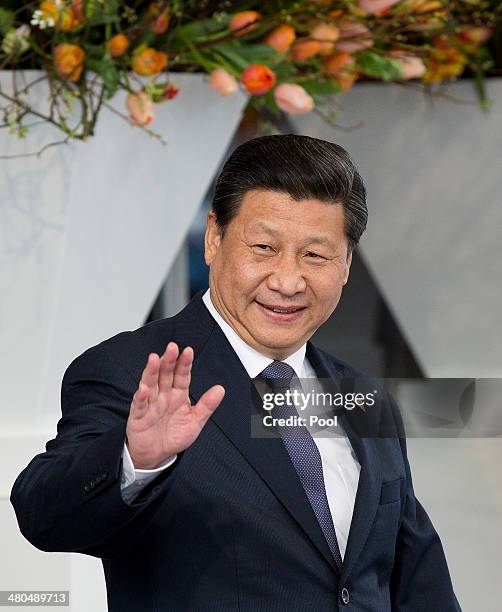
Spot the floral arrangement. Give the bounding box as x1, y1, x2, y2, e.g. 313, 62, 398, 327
0, 1, 499, 148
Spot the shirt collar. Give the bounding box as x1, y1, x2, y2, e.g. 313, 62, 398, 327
202, 288, 307, 380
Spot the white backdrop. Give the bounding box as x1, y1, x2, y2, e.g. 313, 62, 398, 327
292, 79, 502, 611
0, 71, 248, 611
2, 73, 501, 611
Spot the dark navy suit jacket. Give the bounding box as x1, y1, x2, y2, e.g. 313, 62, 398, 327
11, 289, 461, 611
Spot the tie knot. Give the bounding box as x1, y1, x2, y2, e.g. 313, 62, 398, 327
259, 360, 296, 392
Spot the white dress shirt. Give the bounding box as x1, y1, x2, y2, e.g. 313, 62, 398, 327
120, 288, 361, 558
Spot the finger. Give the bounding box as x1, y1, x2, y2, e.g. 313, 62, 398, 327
191, 385, 225, 424
140, 353, 161, 391
141, 353, 161, 404
130, 382, 150, 420
172, 346, 194, 392
158, 341, 179, 394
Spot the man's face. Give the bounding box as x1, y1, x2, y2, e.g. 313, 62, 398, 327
204, 188, 352, 360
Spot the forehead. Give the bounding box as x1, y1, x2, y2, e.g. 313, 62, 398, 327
235, 189, 346, 242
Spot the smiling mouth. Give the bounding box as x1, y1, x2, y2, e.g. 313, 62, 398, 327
255, 300, 306, 314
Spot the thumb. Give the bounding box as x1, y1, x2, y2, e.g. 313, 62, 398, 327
192, 385, 225, 423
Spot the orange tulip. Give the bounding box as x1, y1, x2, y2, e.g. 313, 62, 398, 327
309, 23, 339, 56
240, 64, 276, 95
126, 91, 154, 126
291, 39, 322, 61
229, 11, 261, 37
327, 9, 344, 20
131, 48, 168, 76
431, 34, 451, 49
264, 24, 296, 53
457, 26, 492, 46
54, 43, 85, 82
108, 34, 129, 58
323, 52, 355, 76
274, 83, 314, 115
70, 0, 85, 26
331, 70, 357, 92
208, 68, 239, 96
147, 3, 170, 35
40, 1, 74, 31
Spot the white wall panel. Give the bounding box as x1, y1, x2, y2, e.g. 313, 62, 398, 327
1, 70, 247, 611
292, 79, 502, 378
291, 79, 502, 611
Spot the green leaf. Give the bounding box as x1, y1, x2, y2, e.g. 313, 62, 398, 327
80, 14, 120, 28
180, 35, 218, 72
207, 51, 240, 77
261, 89, 282, 118
82, 43, 108, 58
228, 43, 280, 65
212, 43, 248, 71
144, 80, 168, 103
85, 56, 120, 99
213, 42, 279, 71
271, 62, 296, 79
356, 51, 402, 81
0, 9, 14, 35
471, 65, 492, 110
174, 16, 229, 43
300, 80, 341, 97
472, 46, 494, 72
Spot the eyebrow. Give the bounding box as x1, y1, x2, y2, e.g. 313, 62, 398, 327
249, 221, 337, 249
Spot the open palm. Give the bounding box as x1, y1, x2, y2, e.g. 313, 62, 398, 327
126, 341, 225, 469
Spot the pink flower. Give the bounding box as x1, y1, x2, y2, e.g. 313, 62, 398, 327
357, 0, 401, 14
208, 68, 238, 96
335, 20, 373, 53
273, 83, 314, 115
389, 50, 426, 79
126, 91, 154, 126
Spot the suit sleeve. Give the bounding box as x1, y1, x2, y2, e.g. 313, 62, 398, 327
387, 393, 462, 611
10, 343, 179, 560
120, 442, 177, 503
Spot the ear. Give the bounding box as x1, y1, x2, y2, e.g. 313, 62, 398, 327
343, 248, 353, 285
204, 211, 222, 266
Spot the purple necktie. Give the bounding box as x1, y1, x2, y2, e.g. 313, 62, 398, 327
258, 360, 343, 570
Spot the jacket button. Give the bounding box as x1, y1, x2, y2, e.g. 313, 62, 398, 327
340, 587, 350, 605
83, 483, 91, 492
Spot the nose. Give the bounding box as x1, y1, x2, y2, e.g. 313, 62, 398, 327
266, 252, 307, 295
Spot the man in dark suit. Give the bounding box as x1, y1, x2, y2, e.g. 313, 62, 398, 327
11, 135, 460, 611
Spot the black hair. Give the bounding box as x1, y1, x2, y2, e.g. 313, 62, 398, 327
211, 134, 368, 253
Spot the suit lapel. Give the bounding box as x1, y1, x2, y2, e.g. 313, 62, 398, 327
306, 342, 384, 584
182, 290, 383, 580
188, 318, 340, 574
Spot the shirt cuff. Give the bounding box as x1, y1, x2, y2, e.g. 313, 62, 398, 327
120, 441, 177, 490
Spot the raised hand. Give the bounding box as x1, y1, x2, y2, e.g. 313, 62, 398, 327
125, 341, 225, 469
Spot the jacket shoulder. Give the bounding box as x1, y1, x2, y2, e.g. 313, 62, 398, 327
314, 346, 401, 434
64, 292, 216, 382
315, 346, 373, 381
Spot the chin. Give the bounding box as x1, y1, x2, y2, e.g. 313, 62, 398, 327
257, 332, 302, 348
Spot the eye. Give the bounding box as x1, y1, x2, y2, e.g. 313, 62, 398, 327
305, 252, 325, 259
253, 244, 272, 251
